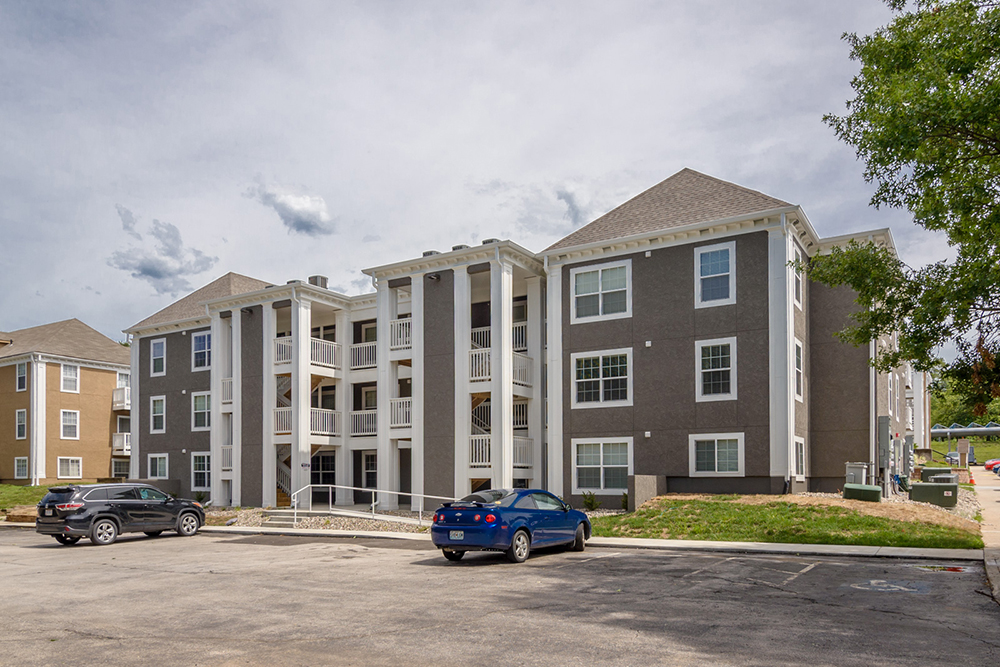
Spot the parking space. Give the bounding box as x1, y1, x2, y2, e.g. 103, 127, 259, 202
1, 529, 998, 666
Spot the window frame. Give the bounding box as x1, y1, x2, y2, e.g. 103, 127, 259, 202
112, 458, 130, 478
688, 432, 745, 477
148, 453, 169, 480
888, 372, 893, 416
61, 363, 79, 393
794, 338, 804, 402
191, 452, 211, 491
571, 437, 634, 495
60, 410, 80, 440
15, 362, 27, 392
361, 386, 377, 411
14, 456, 28, 479
150, 338, 166, 377
794, 437, 806, 481
191, 391, 211, 432
694, 241, 737, 308
15, 409, 27, 440
191, 331, 211, 372
570, 348, 634, 409
150, 396, 166, 434
363, 452, 377, 488
117, 372, 130, 388
695, 337, 738, 403
569, 259, 632, 324
57, 457, 83, 479
793, 246, 803, 309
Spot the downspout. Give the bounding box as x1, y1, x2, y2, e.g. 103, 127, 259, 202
869, 340, 877, 484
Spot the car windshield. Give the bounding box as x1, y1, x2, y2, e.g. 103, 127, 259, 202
40, 490, 76, 504
459, 489, 513, 505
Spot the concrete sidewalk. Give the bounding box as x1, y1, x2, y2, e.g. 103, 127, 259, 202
971, 467, 1000, 601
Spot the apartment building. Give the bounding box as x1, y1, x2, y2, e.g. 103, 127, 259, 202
125, 168, 905, 508
0, 319, 131, 485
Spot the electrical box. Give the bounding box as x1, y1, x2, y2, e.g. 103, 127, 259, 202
909, 483, 959, 508
877, 416, 890, 469
845, 462, 868, 485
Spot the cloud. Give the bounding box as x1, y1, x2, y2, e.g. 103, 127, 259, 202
116, 204, 143, 240
350, 276, 374, 294
362, 234, 381, 243
556, 189, 589, 228
107, 217, 218, 296
246, 181, 333, 236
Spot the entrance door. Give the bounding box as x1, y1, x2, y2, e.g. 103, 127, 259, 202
353, 451, 376, 504
311, 453, 336, 506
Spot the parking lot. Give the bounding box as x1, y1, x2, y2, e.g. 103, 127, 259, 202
1, 528, 998, 666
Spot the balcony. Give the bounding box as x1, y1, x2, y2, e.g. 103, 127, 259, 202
390, 397, 411, 428
273, 408, 342, 436
468, 350, 533, 386
513, 436, 533, 468
470, 323, 528, 352
273, 337, 343, 369
350, 342, 377, 370
220, 445, 233, 471
221, 378, 233, 404
390, 319, 411, 351
112, 387, 130, 411
351, 409, 378, 436
468, 435, 534, 469
112, 433, 131, 456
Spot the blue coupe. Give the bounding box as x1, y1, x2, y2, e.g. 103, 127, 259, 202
431, 489, 591, 563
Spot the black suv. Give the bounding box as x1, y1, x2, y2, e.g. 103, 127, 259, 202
36, 483, 205, 546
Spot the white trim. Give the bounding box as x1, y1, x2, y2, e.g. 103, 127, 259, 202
191, 391, 211, 431
60, 410, 80, 440
794, 436, 806, 481
794, 338, 804, 402
150, 395, 166, 434
694, 241, 736, 308
888, 370, 893, 416
15, 362, 26, 392
688, 432, 745, 477
191, 451, 211, 491
568, 259, 632, 324
570, 437, 633, 495
767, 223, 791, 478
57, 456, 83, 479
117, 414, 130, 433
695, 337, 737, 403
147, 453, 169, 479
793, 245, 803, 310
129, 340, 140, 480
150, 338, 166, 377
60, 363, 79, 393
112, 458, 130, 478
14, 456, 28, 479
191, 330, 211, 372
569, 348, 633, 409
29, 358, 46, 484
545, 263, 564, 497
15, 409, 26, 440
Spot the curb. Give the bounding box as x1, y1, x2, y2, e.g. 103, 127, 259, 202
984, 548, 1000, 603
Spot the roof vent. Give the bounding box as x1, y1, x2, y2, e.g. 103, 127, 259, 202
422, 250, 441, 257
286, 280, 303, 285
452, 244, 469, 251
482, 238, 501, 245
308, 275, 328, 289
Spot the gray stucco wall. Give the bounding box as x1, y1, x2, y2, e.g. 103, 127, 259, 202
241, 306, 264, 507
423, 270, 455, 499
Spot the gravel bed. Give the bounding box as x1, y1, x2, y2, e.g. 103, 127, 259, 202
293, 516, 425, 532
797, 489, 981, 522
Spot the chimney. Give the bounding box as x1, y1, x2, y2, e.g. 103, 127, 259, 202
308, 275, 328, 289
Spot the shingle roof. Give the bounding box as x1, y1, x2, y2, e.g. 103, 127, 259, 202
0, 319, 130, 365
546, 168, 793, 252
128, 272, 273, 330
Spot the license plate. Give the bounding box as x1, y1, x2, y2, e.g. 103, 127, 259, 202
45, 509, 53, 516
449, 530, 464, 541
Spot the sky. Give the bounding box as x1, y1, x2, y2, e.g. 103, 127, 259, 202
0, 0, 952, 342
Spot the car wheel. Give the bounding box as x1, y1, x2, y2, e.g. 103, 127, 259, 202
54, 535, 80, 546
176, 513, 200, 537
144, 531, 163, 537
90, 519, 118, 546
506, 529, 530, 563
571, 523, 586, 552
443, 549, 465, 562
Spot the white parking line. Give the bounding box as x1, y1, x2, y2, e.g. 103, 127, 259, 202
782, 562, 818, 585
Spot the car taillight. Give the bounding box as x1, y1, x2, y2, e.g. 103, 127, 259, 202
484, 514, 497, 524
474, 514, 481, 521
434, 513, 442, 523
55, 502, 84, 511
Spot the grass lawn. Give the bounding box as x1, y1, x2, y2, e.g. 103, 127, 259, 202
591, 496, 983, 550
0, 484, 50, 511
928, 438, 1000, 465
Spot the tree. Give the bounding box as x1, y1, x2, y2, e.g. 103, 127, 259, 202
813, 0, 1000, 416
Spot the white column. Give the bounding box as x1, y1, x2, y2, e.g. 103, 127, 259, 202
261, 304, 277, 508
376, 282, 399, 509
526, 276, 544, 482
453, 266, 471, 494
334, 308, 352, 505
491, 260, 514, 489
545, 264, 563, 496
30, 356, 47, 484
290, 296, 312, 497
209, 312, 224, 504
128, 343, 140, 480
231, 311, 243, 506
410, 275, 426, 511
768, 219, 792, 480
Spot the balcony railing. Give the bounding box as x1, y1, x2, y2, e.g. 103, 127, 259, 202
112, 433, 131, 456
274, 407, 343, 436
274, 407, 292, 434
470, 324, 528, 352
513, 436, 533, 468
390, 319, 411, 351
221, 378, 233, 404
351, 409, 378, 436
470, 435, 491, 468
513, 352, 532, 387
112, 387, 130, 411
513, 401, 528, 428
470, 349, 490, 382
390, 398, 411, 428
274, 338, 293, 364
220, 445, 233, 471
471, 327, 490, 350
274, 337, 343, 369
351, 342, 377, 369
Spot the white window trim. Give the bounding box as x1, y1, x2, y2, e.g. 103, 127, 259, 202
794, 436, 806, 481
57, 457, 83, 479
888, 373, 893, 416
117, 371, 131, 388
569, 259, 632, 324
150, 338, 166, 377
15, 362, 26, 392
191, 391, 211, 432
688, 432, 746, 477
571, 437, 634, 495
117, 415, 130, 433
695, 337, 738, 403
794, 338, 804, 403
363, 452, 377, 488
61, 363, 80, 393
191, 331, 211, 372
361, 386, 378, 411
191, 452, 211, 491
60, 410, 80, 440
570, 348, 634, 409
793, 246, 803, 310
15, 409, 27, 440
150, 395, 166, 434
14, 456, 28, 479
148, 453, 169, 480
695, 241, 737, 309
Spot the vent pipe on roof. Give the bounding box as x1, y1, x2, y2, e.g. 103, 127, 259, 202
482, 238, 500, 245
286, 280, 303, 285
422, 250, 441, 257
308, 275, 328, 289
452, 244, 469, 251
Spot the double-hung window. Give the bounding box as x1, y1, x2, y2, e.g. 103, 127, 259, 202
696, 337, 737, 402
191, 392, 211, 431
148, 454, 168, 479
571, 349, 632, 408
572, 438, 632, 494
363, 453, 377, 488
794, 437, 806, 480
15, 363, 26, 391
14, 457, 28, 479
794, 339, 804, 402
689, 433, 744, 476
570, 260, 631, 323
192, 332, 211, 371
695, 241, 736, 307
151, 338, 166, 376
112, 459, 130, 478
150, 396, 166, 434
15, 409, 27, 440
192, 453, 210, 490
61, 364, 79, 393
61, 410, 79, 440
58, 457, 82, 479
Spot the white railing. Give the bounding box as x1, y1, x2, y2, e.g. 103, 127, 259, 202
512, 322, 527, 352
513, 401, 528, 428
274, 337, 292, 364
277, 461, 292, 495
471, 402, 490, 434
112, 387, 130, 411
390, 319, 412, 351
290, 483, 459, 523
470, 348, 491, 382
311, 338, 342, 369
513, 436, 533, 468
470, 435, 491, 468
351, 341, 377, 369
221, 378, 233, 404
471, 326, 490, 350
112, 433, 131, 455
513, 352, 532, 387
311, 408, 341, 436
221, 445, 233, 471
390, 398, 411, 428
274, 407, 292, 434
351, 409, 378, 436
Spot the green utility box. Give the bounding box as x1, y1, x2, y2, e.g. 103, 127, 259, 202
843, 483, 882, 502
909, 483, 959, 508
929, 473, 959, 485
920, 467, 953, 482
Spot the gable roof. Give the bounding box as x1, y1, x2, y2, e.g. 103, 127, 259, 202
129, 272, 273, 331
546, 168, 793, 252
0, 319, 130, 365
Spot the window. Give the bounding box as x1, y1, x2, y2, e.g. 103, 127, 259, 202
192, 332, 211, 370
112, 459, 130, 478
191, 392, 211, 431
14, 457, 28, 479
363, 453, 377, 488
148, 454, 168, 479
15, 362, 26, 391
312, 385, 336, 410
61, 410, 79, 440
695, 241, 736, 308
151, 338, 166, 376
794, 437, 806, 479
15, 409, 26, 440
362, 386, 377, 411
571, 349, 633, 408
696, 337, 737, 402
150, 396, 166, 434
117, 372, 130, 388
311, 452, 336, 485
793, 246, 803, 309
572, 438, 633, 494
361, 323, 377, 343
58, 457, 83, 479
794, 339, 804, 402
61, 364, 79, 393
569, 260, 632, 323
895, 374, 900, 418
117, 415, 130, 434
192, 453, 210, 490
888, 373, 893, 416
689, 433, 745, 477
312, 325, 336, 342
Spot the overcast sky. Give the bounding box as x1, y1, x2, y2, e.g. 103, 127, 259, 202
0, 1, 950, 342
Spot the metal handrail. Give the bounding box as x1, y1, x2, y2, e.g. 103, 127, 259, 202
289, 483, 459, 525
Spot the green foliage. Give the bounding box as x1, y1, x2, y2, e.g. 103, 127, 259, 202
193, 491, 208, 504
931, 373, 1000, 426
817, 0, 1000, 417
582, 491, 602, 511
621, 492, 629, 510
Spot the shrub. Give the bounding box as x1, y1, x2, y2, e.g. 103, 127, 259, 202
621, 492, 629, 510
582, 491, 602, 511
